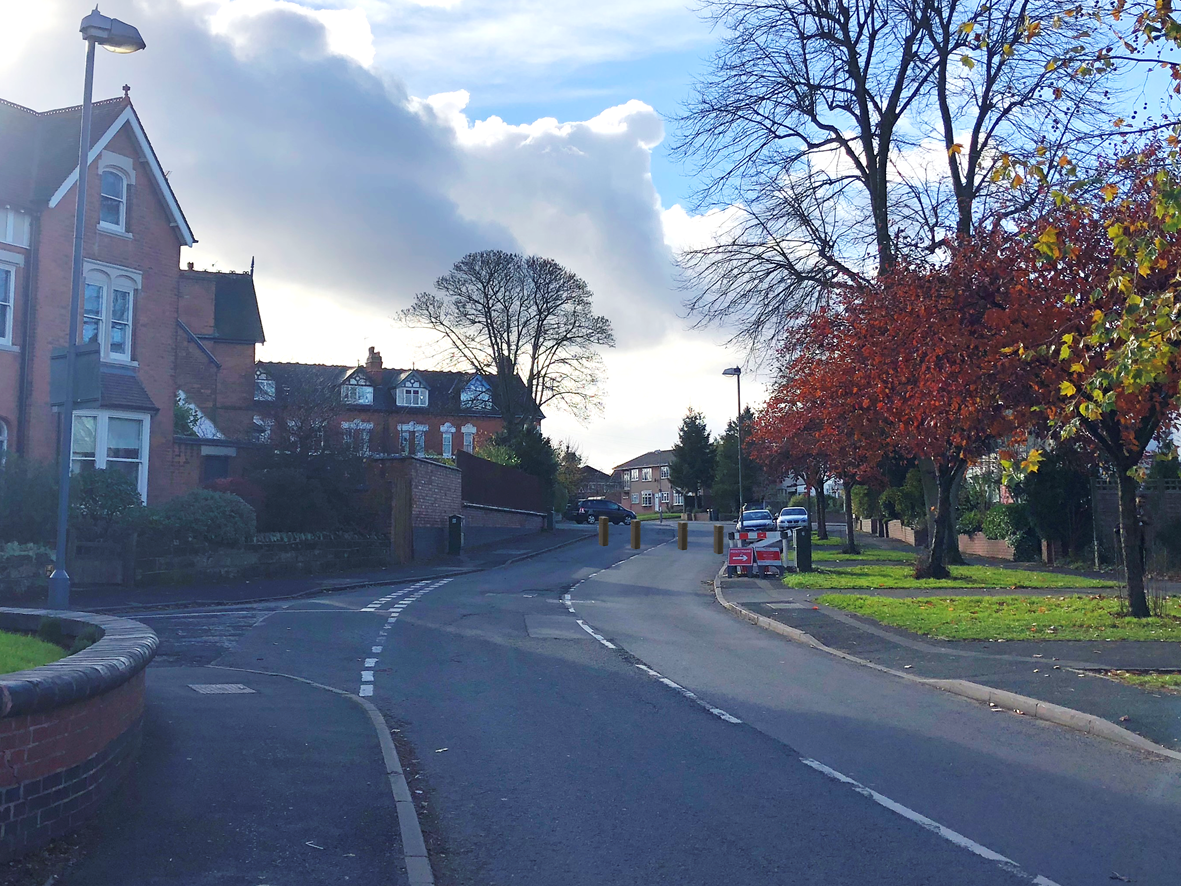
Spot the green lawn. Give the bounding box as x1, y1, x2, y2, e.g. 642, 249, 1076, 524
813, 548, 915, 563
0, 631, 66, 674
636, 513, 682, 522
784, 564, 1118, 590
1107, 672, 1181, 692
816, 594, 1181, 641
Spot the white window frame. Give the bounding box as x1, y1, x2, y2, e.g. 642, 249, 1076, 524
673, 491, 684, 506
0, 418, 7, 461
641, 467, 652, 482
630, 469, 639, 482
0, 209, 31, 248
98, 168, 128, 232
660, 466, 670, 479
641, 490, 654, 508
255, 369, 276, 402
396, 378, 429, 407
70, 410, 151, 502
441, 423, 456, 458
631, 492, 640, 504
0, 260, 14, 346
341, 376, 374, 406
461, 423, 476, 453
398, 422, 428, 456
341, 420, 374, 455
82, 261, 139, 362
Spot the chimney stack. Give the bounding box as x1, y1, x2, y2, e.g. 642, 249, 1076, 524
186, 262, 194, 270
366, 346, 383, 373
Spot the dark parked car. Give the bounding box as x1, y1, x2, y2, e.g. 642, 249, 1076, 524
575, 499, 636, 525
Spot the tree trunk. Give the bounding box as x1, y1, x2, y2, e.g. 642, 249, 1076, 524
945, 468, 967, 566
842, 478, 858, 554
916, 458, 965, 580
816, 478, 829, 540
1116, 470, 1150, 617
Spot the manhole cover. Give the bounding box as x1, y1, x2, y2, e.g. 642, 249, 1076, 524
188, 683, 256, 695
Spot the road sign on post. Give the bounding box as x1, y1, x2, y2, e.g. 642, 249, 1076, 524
598, 516, 609, 547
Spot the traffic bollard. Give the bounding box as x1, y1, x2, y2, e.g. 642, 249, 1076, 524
599, 516, 609, 546
677, 521, 688, 551
631, 519, 641, 549
714, 524, 724, 555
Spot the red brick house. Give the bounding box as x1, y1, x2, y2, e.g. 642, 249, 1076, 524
245, 347, 536, 457
0, 93, 263, 503
612, 449, 683, 514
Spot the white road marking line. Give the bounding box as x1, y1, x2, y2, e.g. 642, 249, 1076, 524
359, 685, 373, 697
361, 671, 374, 682
632, 664, 743, 724
373, 646, 383, 653
575, 619, 617, 649
365, 658, 378, 667
798, 757, 1062, 886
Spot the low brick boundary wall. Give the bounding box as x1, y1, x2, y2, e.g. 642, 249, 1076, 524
957, 533, 1018, 560
462, 502, 547, 548
0, 609, 157, 861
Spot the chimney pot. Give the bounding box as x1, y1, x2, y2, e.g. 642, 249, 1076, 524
187, 262, 194, 270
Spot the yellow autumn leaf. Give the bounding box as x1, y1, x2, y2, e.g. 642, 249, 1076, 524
1070, 362, 1085, 373
959, 21, 975, 34
961, 55, 976, 69
1060, 380, 1077, 396
1101, 183, 1118, 201
949, 143, 964, 156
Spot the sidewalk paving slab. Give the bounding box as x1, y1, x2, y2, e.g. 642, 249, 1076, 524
61, 666, 407, 886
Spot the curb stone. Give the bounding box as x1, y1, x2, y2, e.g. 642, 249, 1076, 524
712, 569, 1181, 762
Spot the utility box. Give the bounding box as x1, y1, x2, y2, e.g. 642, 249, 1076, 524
447, 515, 463, 556
793, 527, 812, 572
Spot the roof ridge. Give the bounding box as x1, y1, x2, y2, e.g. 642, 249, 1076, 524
33, 96, 127, 117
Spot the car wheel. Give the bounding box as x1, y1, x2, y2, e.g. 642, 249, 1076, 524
623, 515, 632, 525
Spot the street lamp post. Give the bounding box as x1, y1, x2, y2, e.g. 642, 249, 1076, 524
722, 367, 742, 515
49, 9, 146, 610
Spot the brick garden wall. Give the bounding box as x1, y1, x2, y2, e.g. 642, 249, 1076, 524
0, 610, 156, 862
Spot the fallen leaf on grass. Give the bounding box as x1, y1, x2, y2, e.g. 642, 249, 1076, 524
1119, 715, 1131, 722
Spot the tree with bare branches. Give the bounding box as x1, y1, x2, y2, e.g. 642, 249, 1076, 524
404, 251, 615, 431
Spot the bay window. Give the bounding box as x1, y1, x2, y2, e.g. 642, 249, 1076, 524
71, 411, 150, 501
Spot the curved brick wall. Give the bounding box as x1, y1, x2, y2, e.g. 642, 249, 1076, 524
0, 609, 157, 861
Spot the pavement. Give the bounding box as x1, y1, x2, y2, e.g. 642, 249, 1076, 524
70, 526, 597, 611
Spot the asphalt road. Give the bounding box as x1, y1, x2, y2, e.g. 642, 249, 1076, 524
125, 522, 1181, 885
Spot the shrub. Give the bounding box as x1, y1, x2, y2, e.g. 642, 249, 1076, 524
70, 469, 141, 539
0, 542, 54, 572
37, 617, 68, 649
879, 469, 926, 529
0, 455, 58, 545
131, 490, 256, 551
68, 626, 101, 654
982, 503, 1041, 561
956, 510, 984, 536
851, 485, 880, 520
205, 477, 265, 515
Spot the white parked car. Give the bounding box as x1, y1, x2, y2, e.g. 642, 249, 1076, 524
735, 509, 776, 532
776, 507, 811, 532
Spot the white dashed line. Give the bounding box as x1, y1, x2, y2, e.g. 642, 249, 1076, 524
365, 658, 378, 667
372, 646, 383, 653
575, 619, 617, 649
359, 685, 373, 697
798, 758, 1062, 885
361, 671, 374, 682
358, 578, 453, 696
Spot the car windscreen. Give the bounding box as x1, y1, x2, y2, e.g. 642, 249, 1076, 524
743, 511, 772, 520
783, 508, 808, 517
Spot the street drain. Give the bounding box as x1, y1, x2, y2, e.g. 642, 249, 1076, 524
188, 683, 256, 695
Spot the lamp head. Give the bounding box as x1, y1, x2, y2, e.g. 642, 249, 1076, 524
80, 8, 146, 53
722, 367, 741, 377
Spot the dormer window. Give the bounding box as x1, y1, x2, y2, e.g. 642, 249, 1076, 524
255, 369, 276, 402
397, 377, 429, 407
99, 170, 126, 230
341, 374, 374, 406
460, 376, 494, 411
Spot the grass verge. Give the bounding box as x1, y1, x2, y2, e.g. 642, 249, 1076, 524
783, 564, 1117, 590
636, 513, 682, 522
816, 594, 1181, 641
813, 548, 915, 563
1106, 671, 1181, 693
0, 631, 65, 674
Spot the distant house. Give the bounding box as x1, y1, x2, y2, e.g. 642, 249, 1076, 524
576, 465, 621, 499
0, 93, 264, 502
612, 449, 682, 513
244, 348, 540, 457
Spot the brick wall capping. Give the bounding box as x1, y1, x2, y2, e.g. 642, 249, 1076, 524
369, 454, 462, 473
461, 501, 549, 519
0, 609, 157, 718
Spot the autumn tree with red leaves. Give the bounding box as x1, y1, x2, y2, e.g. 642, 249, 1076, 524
766, 231, 1068, 578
